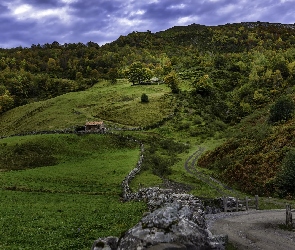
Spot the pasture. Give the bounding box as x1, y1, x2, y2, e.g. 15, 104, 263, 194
0, 134, 146, 249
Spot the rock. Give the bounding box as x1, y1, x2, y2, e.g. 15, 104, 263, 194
116, 202, 225, 250
93, 139, 226, 250
147, 243, 188, 249
91, 237, 119, 250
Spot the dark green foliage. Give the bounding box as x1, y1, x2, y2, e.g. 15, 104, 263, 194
164, 71, 180, 94
141, 93, 149, 103
192, 74, 215, 97
269, 95, 295, 123
145, 153, 173, 176
125, 62, 152, 85
142, 137, 189, 177
275, 149, 295, 198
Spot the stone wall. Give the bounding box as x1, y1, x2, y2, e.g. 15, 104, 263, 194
92, 138, 227, 249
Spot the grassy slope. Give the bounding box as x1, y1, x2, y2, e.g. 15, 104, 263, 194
0, 134, 146, 249
2, 77, 293, 248
0, 81, 175, 249
0, 79, 174, 136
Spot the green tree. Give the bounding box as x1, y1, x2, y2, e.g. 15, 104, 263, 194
108, 68, 118, 84
125, 62, 152, 85
275, 149, 295, 198
164, 71, 180, 94
269, 95, 295, 123
192, 74, 213, 97
0, 89, 14, 113
141, 93, 149, 103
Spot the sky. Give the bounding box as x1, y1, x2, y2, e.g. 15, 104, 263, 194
1, 0, 295, 48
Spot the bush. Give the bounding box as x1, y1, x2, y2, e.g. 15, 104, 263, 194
275, 149, 295, 198
164, 71, 180, 94
141, 93, 149, 103
269, 95, 295, 123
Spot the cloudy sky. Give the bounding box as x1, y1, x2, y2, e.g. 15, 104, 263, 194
1, 0, 295, 48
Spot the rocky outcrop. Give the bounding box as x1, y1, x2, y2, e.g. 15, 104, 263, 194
91, 190, 227, 250
92, 200, 225, 250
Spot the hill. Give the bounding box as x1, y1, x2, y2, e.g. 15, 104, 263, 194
2, 21, 295, 248
0, 79, 174, 135
2, 21, 295, 198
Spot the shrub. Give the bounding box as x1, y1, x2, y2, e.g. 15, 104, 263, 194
275, 149, 295, 198
141, 93, 149, 103
164, 71, 180, 94
192, 74, 214, 97
269, 95, 295, 123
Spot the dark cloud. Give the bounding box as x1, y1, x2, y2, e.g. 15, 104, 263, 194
1, 0, 295, 48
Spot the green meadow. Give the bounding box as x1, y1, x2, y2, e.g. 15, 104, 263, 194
0, 79, 174, 135
0, 80, 176, 249
0, 134, 146, 249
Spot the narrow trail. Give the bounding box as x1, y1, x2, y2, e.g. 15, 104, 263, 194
184, 147, 239, 197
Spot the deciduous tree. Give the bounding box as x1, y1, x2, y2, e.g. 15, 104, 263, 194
125, 62, 152, 85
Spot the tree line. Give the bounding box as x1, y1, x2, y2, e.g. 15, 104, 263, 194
1, 21, 295, 120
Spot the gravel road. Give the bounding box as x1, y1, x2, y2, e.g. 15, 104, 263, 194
206, 209, 295, 249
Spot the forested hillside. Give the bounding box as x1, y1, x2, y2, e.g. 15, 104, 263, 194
2, 21, 295, 198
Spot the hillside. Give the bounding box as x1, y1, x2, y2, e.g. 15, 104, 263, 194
198, 101, 295, 198
1, 21, 295, 194
0, 79, 174, 135
2, 22, 295, 248
1, 22, 295, 198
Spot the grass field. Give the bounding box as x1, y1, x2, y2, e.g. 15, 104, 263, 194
0, 78, 292, 249
0, 134, 146, 249
0, 79, 174, 135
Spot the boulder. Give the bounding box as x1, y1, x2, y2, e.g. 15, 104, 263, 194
91, 237, 119, 250
92, 201, 225, 250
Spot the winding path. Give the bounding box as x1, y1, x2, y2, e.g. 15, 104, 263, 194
184, 147, 239, 197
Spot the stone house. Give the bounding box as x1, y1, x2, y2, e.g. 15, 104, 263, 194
85, 121, 105, 133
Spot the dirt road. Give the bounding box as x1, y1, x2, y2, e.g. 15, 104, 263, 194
206, 209, 295, 250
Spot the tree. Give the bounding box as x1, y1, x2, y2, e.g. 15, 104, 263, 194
269, 95, 295, 123
108, 68, 118, 84
125, 62, 152, 85
164, 71, 180, 94
0, 88, 14, 114
192, 74, 213, 97
275, 149, 295, 198
141, 93, 149, 103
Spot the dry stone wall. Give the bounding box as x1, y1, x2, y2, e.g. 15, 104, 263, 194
92, 138, 227, 249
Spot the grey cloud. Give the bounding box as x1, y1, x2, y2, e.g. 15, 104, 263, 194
1, 0, 295, 48
23, 0, 62, 8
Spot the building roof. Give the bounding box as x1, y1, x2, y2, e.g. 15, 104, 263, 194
85, 121, 104, 126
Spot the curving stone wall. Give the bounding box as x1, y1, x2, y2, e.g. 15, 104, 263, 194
92, 137, 227, 249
